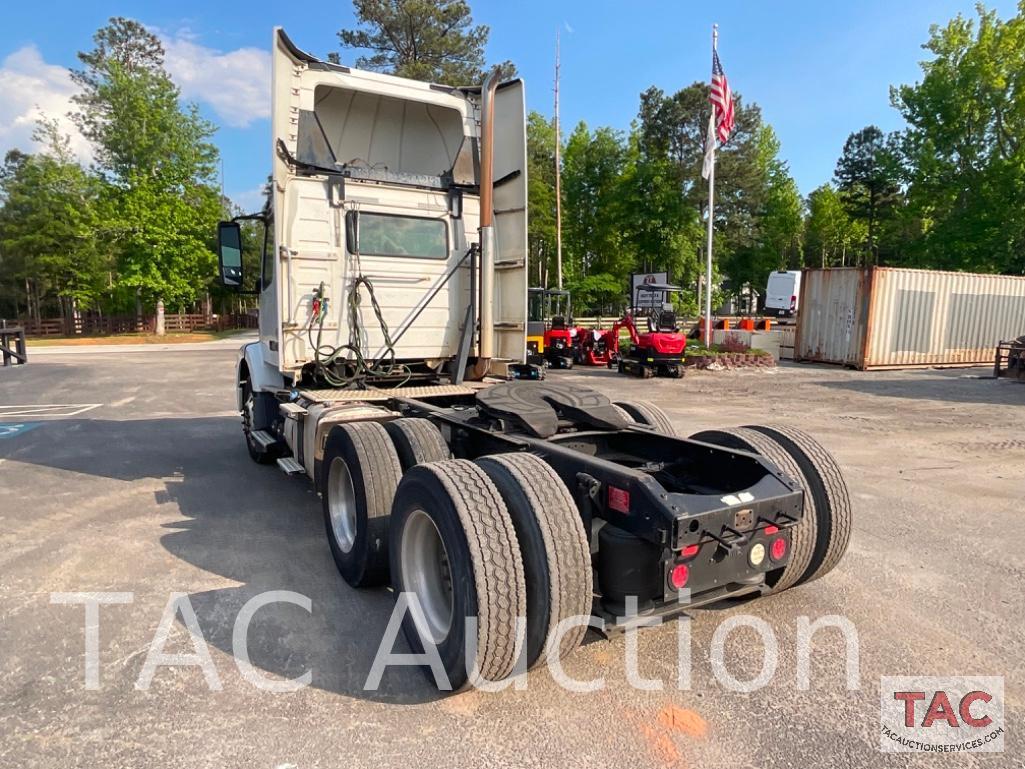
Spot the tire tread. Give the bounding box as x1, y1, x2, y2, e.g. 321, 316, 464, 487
384, 418, 450, 470
744, 424, 852, 583
613, 400, 676, 435
477, 453, 592, 665
325, 421, 402, 586
425, 460, 527, 684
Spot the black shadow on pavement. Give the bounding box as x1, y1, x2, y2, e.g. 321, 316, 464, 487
0, 415, 442, 704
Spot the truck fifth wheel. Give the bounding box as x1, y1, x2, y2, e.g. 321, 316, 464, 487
216, 29, 853, 691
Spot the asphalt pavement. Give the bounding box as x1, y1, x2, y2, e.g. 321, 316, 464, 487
0, 348, 1021, 768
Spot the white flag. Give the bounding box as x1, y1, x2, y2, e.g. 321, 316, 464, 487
701, 111, 716, 180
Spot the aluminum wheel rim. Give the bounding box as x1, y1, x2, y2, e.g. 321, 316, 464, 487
400, 508, 453, 644
242, 386, 256, 445
328, 457, 357, 553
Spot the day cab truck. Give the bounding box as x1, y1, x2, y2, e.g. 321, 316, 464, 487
215, 29, 852, 690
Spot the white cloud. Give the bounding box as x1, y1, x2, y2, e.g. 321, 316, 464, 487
0, 45, 91, 162
161, 31, 270, 128
230, 183, 267, 213
0, 31, 269, 167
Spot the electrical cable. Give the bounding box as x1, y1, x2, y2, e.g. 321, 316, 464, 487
306, 277, 413, 388
306, 265, 413, 388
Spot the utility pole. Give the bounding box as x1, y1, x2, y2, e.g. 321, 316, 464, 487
554, 29, 563, 291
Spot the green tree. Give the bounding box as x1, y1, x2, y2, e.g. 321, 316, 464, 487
833, 125, 901, 264
561, 122, 631, 283
0, 119, 106, 321
757, 126, 804, 267
619, 128, 702, 304
804, 183, 865, 267
637, 83, 766, 253
717, 127, 802, 296
637, 82, 787, 311
565, 272, 623, 316
526, 111, 557, 287
891, 3, 1025, 274
335, 0, 514, 84
72, 18, 222, 310
71, 17, 167, 177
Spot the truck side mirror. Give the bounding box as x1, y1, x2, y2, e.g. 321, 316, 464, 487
345, 210, 359, 254
217, 221, 244, 289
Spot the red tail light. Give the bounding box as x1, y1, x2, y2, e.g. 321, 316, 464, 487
670, 563, 689, 589
681, 543, 700, 559
770, 537, 787, 561
608, 486, 630, 514
764, 525, 779, 535
789, 295, 797, 310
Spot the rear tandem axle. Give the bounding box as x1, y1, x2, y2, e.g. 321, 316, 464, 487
251, 379, 851, 690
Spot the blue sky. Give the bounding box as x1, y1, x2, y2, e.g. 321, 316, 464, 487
0, 0, 1017, 208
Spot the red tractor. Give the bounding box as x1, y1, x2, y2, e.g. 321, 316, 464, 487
611, 283, 689, 378
527, 288, 580, 369
574, 325, 620, 367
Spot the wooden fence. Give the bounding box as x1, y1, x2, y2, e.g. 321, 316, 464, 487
15, 312, 257, 337
573, 316, 625, 329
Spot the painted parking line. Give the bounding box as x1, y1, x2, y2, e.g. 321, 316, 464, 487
0, 404, 101, 418
0, 423, 41, 439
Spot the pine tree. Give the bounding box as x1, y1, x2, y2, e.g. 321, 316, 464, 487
335, 0, 514, 84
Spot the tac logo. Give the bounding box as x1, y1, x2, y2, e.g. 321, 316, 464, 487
880, 676, 1004, 753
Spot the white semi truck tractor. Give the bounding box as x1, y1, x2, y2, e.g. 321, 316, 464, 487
216, 29, 852, 691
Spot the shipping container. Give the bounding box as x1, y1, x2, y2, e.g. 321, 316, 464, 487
795, 267, 1025, 369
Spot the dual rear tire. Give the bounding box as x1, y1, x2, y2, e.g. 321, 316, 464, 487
321, 417, 592, 689
689, 424, 852, 591
389, 454, 592, 689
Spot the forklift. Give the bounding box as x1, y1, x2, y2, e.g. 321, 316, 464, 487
527, 287, 578, 369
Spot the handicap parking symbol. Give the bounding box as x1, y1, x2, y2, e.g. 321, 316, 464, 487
0, 423, 41, 439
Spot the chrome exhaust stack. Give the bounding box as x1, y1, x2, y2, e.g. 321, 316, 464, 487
472, 71, 500, 379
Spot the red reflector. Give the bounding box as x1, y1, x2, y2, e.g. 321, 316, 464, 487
770, 537, 787, 561
608, 486, 630, 514
670, 563, 689, 589
681, 544, 700, 558
764, 525, 779, 535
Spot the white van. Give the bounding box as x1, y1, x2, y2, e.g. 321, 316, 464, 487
765, 270, 802, 317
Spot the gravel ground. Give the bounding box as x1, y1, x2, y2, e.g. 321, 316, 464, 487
0, 349, 1021, 768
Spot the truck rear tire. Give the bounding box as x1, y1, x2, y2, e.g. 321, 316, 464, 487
614, 400, 676, 435
612, 404, 635, 423
389, 460, 527, 690
689, 427, 818, 592
744, 425, 852, 584
384, 418, 450, 471
476, 453, 592, 668
321, 422, 403, 588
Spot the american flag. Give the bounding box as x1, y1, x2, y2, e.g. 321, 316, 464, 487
709, 50, 734, 144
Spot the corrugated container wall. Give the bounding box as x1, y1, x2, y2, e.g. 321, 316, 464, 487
795, 267, 1025, 369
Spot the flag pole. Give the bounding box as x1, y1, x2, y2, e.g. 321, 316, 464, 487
703, 24, 717, 347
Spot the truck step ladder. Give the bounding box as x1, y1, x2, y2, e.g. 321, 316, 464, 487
280, 402, 308, 417
250, 429, 278, 449
276, 457, 305, 475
